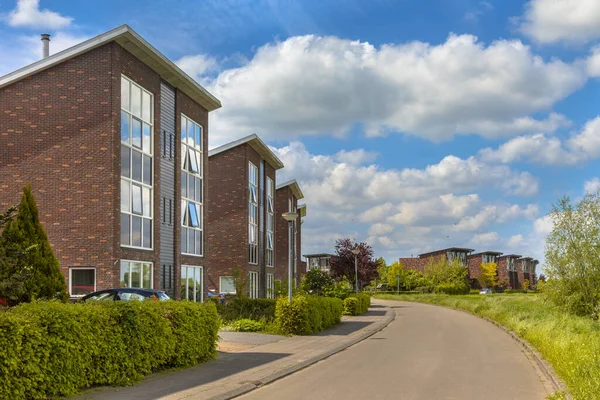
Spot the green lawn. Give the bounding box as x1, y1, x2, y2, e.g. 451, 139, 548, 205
375, 293, 600, 400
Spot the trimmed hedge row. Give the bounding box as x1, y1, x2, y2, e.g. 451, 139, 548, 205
275, 295, 343, 335
0, 300, 219, 400
342, 293, 371, 316
215, 297, 276, 322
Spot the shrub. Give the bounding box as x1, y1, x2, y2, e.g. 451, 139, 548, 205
216, 297, 276, 322
300, 269, 334, 296
343, 293, 371, 315
434, 283, 470, 295
276, 295, 343, 335
230, 318, 264, 332
0, 300, 219, 399
504, 289, 526, 294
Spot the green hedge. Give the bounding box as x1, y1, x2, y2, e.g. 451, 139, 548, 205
433, 283, 470, 295
343, 293, 371, 316
0, 300, 219, 400
230, 318, 264, 332
215, 297, 276, 322
275, 295, 342, 335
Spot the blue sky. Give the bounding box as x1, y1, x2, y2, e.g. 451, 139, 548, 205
2, 0, 600, 272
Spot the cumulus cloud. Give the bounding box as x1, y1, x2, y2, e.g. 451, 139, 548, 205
5, 0, 72, 29
470, 232, 501, 246
206, 33, 585, 145
517, 0, 600, 44
508, 234, 524, 247
269, 141, 540, 257
584, 178, 600, 194
478, 116, 600, 166
175, 54, 218, 83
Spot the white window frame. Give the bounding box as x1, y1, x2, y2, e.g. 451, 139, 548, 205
181, 114, 204, 257
120, 260, 153, 289
249, 271, 259, 299
248, 162, 258, 265
68, 267, 96, 297
266, 272, 274, 299
219, 276, 236, 294
266, 177, 274, 267
120, 75, 154, 251
181, 265, 203, 302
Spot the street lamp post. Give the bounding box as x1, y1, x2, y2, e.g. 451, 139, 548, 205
351, 248, 360, 297
397, 274, 400, 295
282, 212, 298, 302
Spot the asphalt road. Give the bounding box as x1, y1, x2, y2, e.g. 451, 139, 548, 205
238, 300, 550, 400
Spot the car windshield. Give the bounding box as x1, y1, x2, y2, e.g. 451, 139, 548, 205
87, 292, 114, 301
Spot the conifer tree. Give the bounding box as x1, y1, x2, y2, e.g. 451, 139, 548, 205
0, 185, 67, 303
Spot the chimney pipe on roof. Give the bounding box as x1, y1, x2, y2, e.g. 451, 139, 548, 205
41, 34, 50, 58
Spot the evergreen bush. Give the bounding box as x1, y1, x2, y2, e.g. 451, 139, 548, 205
275, 295, 342, 335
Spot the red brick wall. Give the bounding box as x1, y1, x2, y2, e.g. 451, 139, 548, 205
467, 254, 483, 289
497, 258, 509, 288
275, 186, 293, 282
399, 257, 425, 272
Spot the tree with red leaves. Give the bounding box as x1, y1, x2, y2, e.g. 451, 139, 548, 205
330, 238, 380, 289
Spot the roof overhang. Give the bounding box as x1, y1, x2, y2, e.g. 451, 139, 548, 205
297, 204, 307, 217
303, 253, 334, 258
498, 254, 522, 259
276, 179, 304, 200
518, 257, 533, 261
419, 247, 475, 257
0, 25, 221, 112
470, 251, 504, 257
208, 134, 284, 170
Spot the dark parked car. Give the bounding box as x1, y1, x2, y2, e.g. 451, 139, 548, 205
82, 288, 170, 302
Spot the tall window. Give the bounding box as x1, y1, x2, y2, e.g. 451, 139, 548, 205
249, 271, 259, 299
121, 76, 153, 249
266, 273, 274, 299
181, 115, 203, 256
248, 162, 258, 264
266, 177, 274, 267
120, 261, 153, 288
181, 266, 203, 302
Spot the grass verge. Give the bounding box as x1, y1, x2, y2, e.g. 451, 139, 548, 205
375, 293, 600, 400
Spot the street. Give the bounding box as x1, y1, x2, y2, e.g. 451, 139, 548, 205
238, 300, 550, 400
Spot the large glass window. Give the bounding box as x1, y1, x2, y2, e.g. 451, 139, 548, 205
249, 271, 259, 299
121, 76, 153, 249
120, 260, 153, 289
220, 276, 236, 294
266, 273, 274, 299
248, 162, 258, 265
266, 177, 274, 267
69, 268, 96, 296
181, 115, 203, 256
181, 266, 203, 302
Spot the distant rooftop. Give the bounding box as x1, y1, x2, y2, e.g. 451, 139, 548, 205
470, 251, 503, 256
418, 247, 475, 257
208, 134, 284, 170
303, 253, 335, 258
498, 254, 522, 259
277, 179, 304, 200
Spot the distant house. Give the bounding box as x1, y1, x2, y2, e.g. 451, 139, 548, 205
497, 254, 521, 289
467, 251, 503, 289
304, 253, 337, 273
399, 247, 474, 273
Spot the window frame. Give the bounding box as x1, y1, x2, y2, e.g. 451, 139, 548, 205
120, 75, 154, 251
266, 177, 274, 268
181, 265, 204, 302
248, 162, 258, 265
219, 276, 236, 294
68, 267, 96, 297
266, 272, 274, 299
181, 114, 204, 257
120, 260, 153, 289
248, 271, 259, 299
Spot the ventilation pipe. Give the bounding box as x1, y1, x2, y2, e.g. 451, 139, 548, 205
41, 34, 50, 58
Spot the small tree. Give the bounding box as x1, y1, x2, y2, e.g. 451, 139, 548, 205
385, 261, 404, 290
522, 279, 530, 291
231, 267, 248, 298
330, 238, 380, 289
544, 194, 600, 319
300, 269, 334, 296
0, 186, 67, 304
479, 262, 499, 289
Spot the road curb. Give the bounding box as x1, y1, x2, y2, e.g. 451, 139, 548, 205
208, 305, 396, 400
386, 299, 570, 399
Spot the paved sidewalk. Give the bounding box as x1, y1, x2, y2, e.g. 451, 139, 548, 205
75, 302, 394, 400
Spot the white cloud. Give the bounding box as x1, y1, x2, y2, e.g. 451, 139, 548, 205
534, 215, 554, 235
334, 149, 378, 165
5, 0, 72, 29
517, 0, 600, 44
175, 54, 218, 83
479, 116, 600, 166
368, 223, 394, 236
207, 33, 586, 145
464, 1, 494, 22
508, 234, 524, 247
470, 232, 501, 246
584, 178, 600, 194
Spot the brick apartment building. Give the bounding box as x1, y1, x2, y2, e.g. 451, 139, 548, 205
207, 134, 285, 298
274, 180, 306, 287
0, 25, 221, 300
400, 247, 538, 290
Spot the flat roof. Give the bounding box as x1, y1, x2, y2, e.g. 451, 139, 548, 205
518, 257, 533, 261
303, 253, 335, 258
277, 179, 304, 200
419, 247, 475, 257
470, 251, 504, 256
498, 254, 522, 259
208, 134, 284, 170
0, 25, 221, 112
297, 204, 307, 217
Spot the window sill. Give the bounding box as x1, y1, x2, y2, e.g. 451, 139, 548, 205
121, 245, 154, 251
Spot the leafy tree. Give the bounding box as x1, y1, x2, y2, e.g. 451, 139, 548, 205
385, 261, 404, 289
300, 269, 334, 296
330, 238, 380, 289
0, 186, 67, 304
479, 262, 499, 289
423, 257, 470, 294
544, 194, 600, 319
231, 267, 248, 298
538, 274, 547, 283
523, 279, 530, 291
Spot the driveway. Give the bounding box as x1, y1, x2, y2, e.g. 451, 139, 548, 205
238, 300, 551, 400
